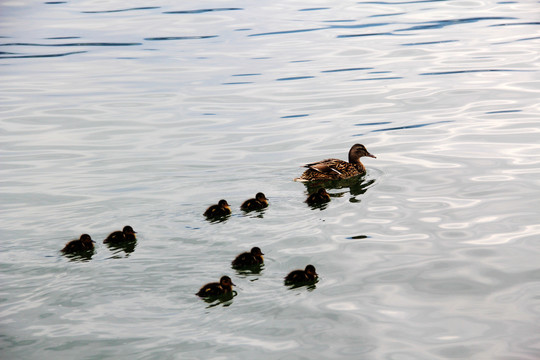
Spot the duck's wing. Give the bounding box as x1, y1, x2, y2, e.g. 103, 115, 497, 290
304, 158, 344, 175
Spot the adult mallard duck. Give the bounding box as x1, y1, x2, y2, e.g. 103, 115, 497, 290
306, 188, 331, 206
196, 276, 235, 297
284, 264, 318, 285
295, 144, 376, 182
204, 199, 231, 218
103, 225, 137, 244
232, 247, 264, 268
61, 234, 95, 253
240, 193, 268, 211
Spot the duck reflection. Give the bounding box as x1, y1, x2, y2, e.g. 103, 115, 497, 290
302, 176, 376, 200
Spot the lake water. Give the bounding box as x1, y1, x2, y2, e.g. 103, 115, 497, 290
1, 0, 540, 359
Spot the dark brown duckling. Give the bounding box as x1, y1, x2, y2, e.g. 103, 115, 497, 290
284, 264, 318, 285
232, 247, 264, 268
103, 225, 137, 244
241, 192, 268, 211
196, 276, 236, 297
295, 144, 376, 182
306, 188, 331, 205
61, 234, 95, 254
204, 199, 231, 218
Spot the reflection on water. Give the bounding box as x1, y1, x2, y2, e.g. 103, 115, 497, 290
1, 0, 540, 359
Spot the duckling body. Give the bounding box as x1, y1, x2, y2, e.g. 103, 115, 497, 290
285, 265, 318, 285
306, 188, 331, 205
241, 192, 268, 211
196, 276, 235, 297
204, 199, 231, 218
232, 247, 264, 268
61, 234, 95, 253
295, 144, 375, 182
104, 225, 137, 244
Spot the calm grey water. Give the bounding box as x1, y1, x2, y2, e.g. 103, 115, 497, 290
1, 0, 540, 359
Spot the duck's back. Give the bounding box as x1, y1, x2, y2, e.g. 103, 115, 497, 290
104, 231, 124, 244
241, 199, 266, 211
197, 282, 223, 297
204, 205, 229, 217
299, 159, 363, 181
285, 270, 308, 284
232, 253, 260, 267
62, 240, 92, 253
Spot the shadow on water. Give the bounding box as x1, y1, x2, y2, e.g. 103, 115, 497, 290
61, 250, 94, 262
200, 291, 236, 308
233, 264, 264, 276
104, 240, 137, 258
301, 175, 376, 200
241, 208, 266, 219
285, 280, 318, 292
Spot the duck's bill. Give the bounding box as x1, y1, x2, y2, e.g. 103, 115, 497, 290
367, 154, 376, 158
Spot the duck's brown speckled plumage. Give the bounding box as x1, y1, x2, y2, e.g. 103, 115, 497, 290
61, 234, 95, 253
284, 264, 318, 285
196, 276, 235, 297
232, 247, 264, 268
241, 193, 268, 211
306, 188, 331, 205
295, 144, 376, 182
204, 199, 231, 218
103, 225, 137, 244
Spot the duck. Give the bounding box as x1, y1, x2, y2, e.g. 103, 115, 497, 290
232, 247, 264, 268
103, 225, 137, 244
61, 234, 95, 253
196, 276, 235, 297
306, 188, 331, 205
295, 144, 376, 182
284, 264, 318, 285
204, 199, 231, 218
240, 192, 268, 211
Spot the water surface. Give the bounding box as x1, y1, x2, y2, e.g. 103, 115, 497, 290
1, 0, 540, 359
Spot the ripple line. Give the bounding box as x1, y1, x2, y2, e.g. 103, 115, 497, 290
0, 51, 87, 59
164, 8, 242, 14
420, 69, 531, 75
0, 42, 141, 47
144, 36, 218, 41
82, 7, 160, 13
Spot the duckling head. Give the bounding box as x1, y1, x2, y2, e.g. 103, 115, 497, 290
80, 234, 95, 244
255, 192, 268, 204
305, 264, 318, 276
251, 246, 264, 257
218, 199, 230, 210
122, 226, 137, 236
220, 276, 236, 287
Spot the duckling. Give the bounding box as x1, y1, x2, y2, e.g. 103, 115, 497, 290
240, 192, 268, 211
295, 144, 376, 182
196, 276, 235, 297
284, 264, 318, 285
61, 234, 95, 253
103, 225, 137, 244
232, 247, 264, 268
306, 188, 331, 205
204, 199, 231, 218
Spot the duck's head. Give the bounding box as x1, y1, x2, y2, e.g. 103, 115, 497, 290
218, 199, 230, 210
220, 276, 236, 287
305, 264, 318, 276
251, 246, 264, 257
349, 144, 376, 163
122, 226, 137, 236
80, 234, 95, 243
255, 192, 268, 203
